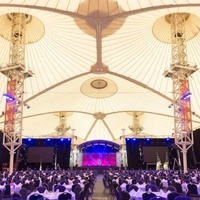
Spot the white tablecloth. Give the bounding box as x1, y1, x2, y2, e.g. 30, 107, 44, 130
121, 183, 146, 192
161, 180, 168, 188
64, 183, 84, 191
27, 190, 75, 200
129, 189, 170, 200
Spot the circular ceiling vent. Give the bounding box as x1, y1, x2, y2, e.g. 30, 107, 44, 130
81, 77, 118, 98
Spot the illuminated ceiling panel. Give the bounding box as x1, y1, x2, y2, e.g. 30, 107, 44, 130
0, 0, 200, 144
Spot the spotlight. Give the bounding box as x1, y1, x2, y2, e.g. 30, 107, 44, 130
181, 92, 192, 100
168, 103, 173, 108
24, 103, 30, 109
3, 93, 15, 101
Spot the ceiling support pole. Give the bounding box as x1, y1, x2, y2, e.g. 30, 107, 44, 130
0, 13, 33, 174
164, 13, 197, 173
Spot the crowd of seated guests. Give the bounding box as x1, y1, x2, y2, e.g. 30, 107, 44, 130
103, 169, 200, 200
2, 168, 200, 200
0, 169, 96, 200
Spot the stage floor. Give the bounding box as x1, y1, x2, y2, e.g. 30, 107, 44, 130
75, 166, 119, 173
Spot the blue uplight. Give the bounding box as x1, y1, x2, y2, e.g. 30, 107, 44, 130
181, 92, 192, 100
3, 93, 15, 101
47, 138, 51, 141
60, 138, 64, 141
28, 138, 32, 141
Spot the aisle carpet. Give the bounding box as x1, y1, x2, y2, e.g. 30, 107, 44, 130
92, 174, 111, 200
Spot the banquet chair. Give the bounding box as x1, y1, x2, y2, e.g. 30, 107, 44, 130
146, 184, 159, 192
174, 183, 184, 194
19, 187, 29, 200
53, 184, 58, 192
155, 179, 162, 188
126, 184, 130, 192
150, 196, 165, 200
74, 185, 82, 200
58, 192, 72, 200
84, 182, 93, 200
56, 185, 66, 192
174, 195, 192, 200
108, 182, 117, 200
73, 180, 80, 184
138, 180, 144, 185
102, 178, 110, 193
28, 181, 35, 192
29, 193, 43, 200
72, 184, 80, 193
37, 186, 47, 193
167, 192, 180, 200
129, 184, 139, 192
167, 186, 177, 192
2, 184, 11, 198
21, 183, 29, 190
11, 192, 22, 199
37, 198, 50, 200
47, 181, 54, 192
78, 190, 86, 200
186, 183, 200, 198
114, 187, 121, 200
34, 179, 40, 189
116, 186, 122, 200
142, 192, 156, 200
83, 182, 90, 193
121, 190, 130, 200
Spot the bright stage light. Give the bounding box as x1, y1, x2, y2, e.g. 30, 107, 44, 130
181, 92, 192, 100
3, 93, 15, 101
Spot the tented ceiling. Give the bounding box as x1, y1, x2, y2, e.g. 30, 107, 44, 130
0, 0, 200, 145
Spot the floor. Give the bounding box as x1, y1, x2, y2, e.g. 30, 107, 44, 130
92, 174, 111, 200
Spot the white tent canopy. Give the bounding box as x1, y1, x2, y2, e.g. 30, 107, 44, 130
0, 0, 200, 145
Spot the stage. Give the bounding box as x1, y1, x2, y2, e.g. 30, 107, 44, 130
75, 166, 119, 173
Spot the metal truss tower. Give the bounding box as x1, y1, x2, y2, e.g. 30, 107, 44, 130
128, 112, 144, 136
0, 13, 33, 174
164, 13, 197, 173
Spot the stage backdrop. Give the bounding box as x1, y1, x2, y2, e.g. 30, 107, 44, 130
82, 153, 116, 166
17, 138, 71, 170
79, 140, 120, 167
126, 138, 174, 170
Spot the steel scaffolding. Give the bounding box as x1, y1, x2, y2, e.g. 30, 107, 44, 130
164, 13, 198, 173
0, 13, 33, 174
